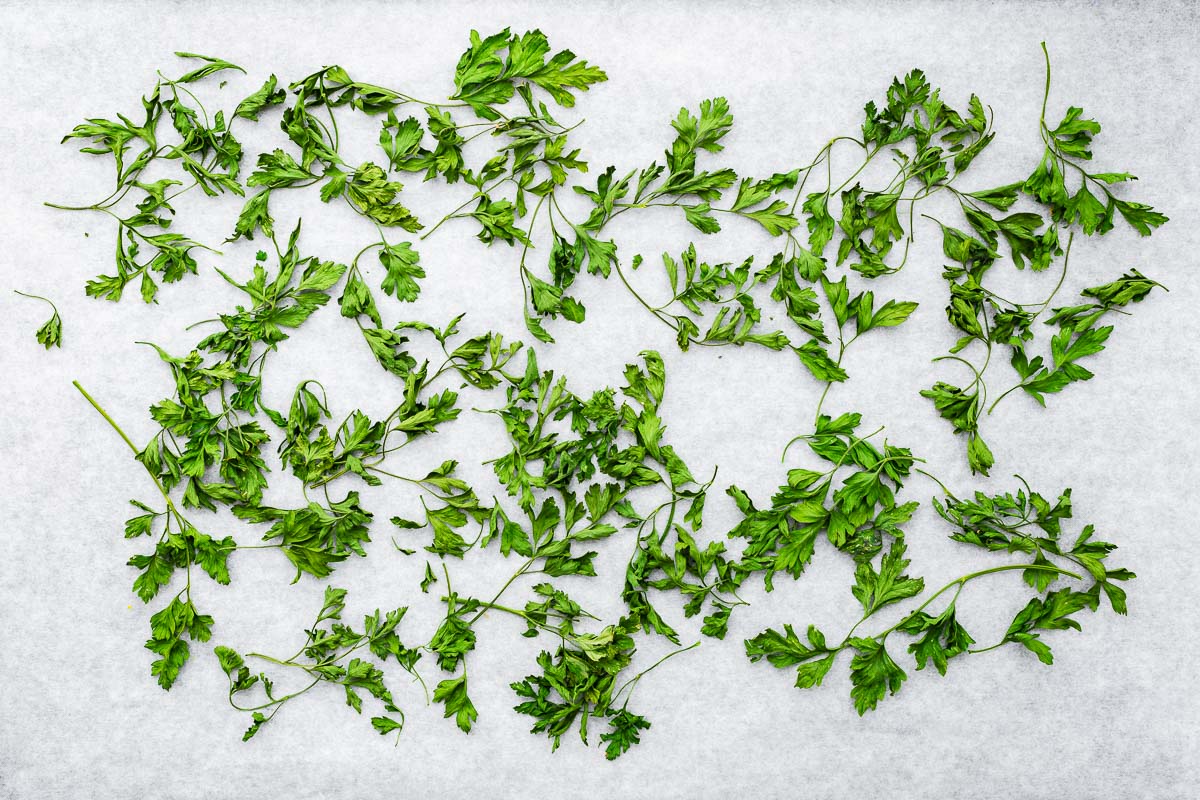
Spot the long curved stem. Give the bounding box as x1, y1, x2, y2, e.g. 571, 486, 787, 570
1039, 41, 1053, 129
14, 290, 59, 315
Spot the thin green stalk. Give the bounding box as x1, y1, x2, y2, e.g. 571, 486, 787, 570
612, 641, 701, 708
73, 381, 176, 513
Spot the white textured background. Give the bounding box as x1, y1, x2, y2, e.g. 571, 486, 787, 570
2, 1, 1198, 797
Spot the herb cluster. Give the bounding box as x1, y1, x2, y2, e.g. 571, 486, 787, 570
29, 29, 1165, 759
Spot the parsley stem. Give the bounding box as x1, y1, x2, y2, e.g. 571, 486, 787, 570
419, 199, 473, 241
1028, 230, 1073, 320
986, 382, 1025, 413
476, 602, 592, 637
182, 317, 221, 331
657, 486, 680, 547
812, 332, 858, 421
394, 92, 471, 109
1039, 41, 1052, 129
475, 602, 527, 618
914, 467, 955, 499
468, 557, 536, 626
245, 652, 300, 669
789, 136, 865, 213
612, 640, 700, 707
44, 200, 108, 212
44, 173, 143, 211
932, 354, 986, 393
612, 254, 680, 333
13, 290, 58, 315
420, 176, 513, 241
72, 380, 176, 512
832, 144, 882, 196
229, 678, 321, 713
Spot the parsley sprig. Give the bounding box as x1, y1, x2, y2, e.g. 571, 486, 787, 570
51, 53, 249, 302
747, 476, 1131, 713
918, 43, 1167, 473
14, 290, 63, 348
215, 586, 421, 741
